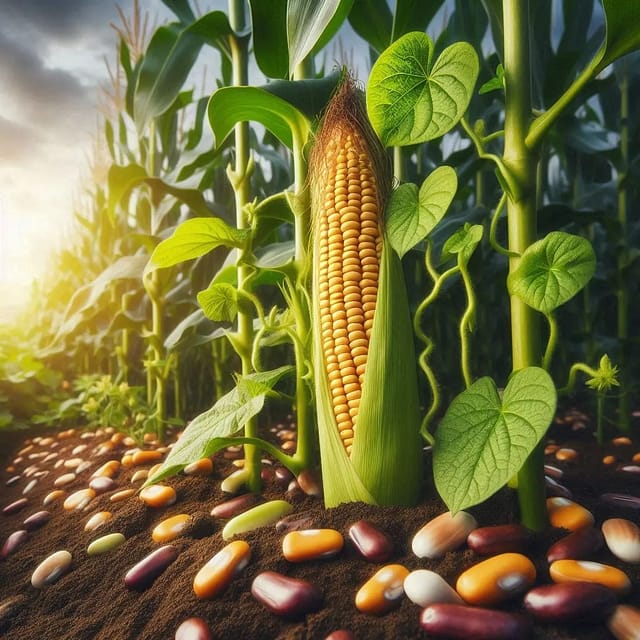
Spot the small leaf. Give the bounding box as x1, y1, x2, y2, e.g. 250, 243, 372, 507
146, 218, 249, 274
479, 63, 504, 94
146, 366, 294, 483
507, 231, 596, 314
441, 223, 483, 264
434, 367, 556, 513
387, 166, 457, 258
596, 0, 640, 73
208, 86, 310, 150
197, 283, 238, 322
366, 32, 479, 146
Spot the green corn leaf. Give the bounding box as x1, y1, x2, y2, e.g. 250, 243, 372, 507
348, 0, 392, 53
208, 86, 311, 150
146, 218, 249, 274
249, 0, 288, 78
146, 366, 295, 484
391, 0, 445, 42
434, 367, 556, 513
387, 166, 457, 258
507, 231, 596, 314
349, 241, 423, 506
366, 32, 479, 146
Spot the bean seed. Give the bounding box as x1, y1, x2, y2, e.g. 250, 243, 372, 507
31, 550, 72, 588
251, 571, 323, 619
124, 545, 178, 591
348, 520, 393, 562
2, 498, 29, 515
602, 518, 640, 563
607, 604, 640, 640
601, 493, 640, 510
547, 497, 594, 531
355, 564, 409, 615
175, 617, 212, 640
420, 603, 532, 639
403, 569, 463, 607
210, 493, 265, 519
549, 559, 631, 594
412, 510, 477, 558
466, 524, 532, 556
22, 510, 51, 531
222, 500, 293, 541
546, 526, 604, 563
524, 582, 616, 622
193, 540, 251, 599
0, 530, 28, 561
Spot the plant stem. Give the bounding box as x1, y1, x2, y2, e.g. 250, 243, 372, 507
502, 0, 547, 531
617, 59, 630, 432
229, 0, 260, 491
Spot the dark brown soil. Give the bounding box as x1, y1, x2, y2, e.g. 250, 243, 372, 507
1, 410, 639, 639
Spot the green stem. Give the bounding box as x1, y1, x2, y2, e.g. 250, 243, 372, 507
503, 0, 546, 531
617, 59, 630, 432
229, 0, 260, 492
488, 192, 518, 257
150, 272, 166, 442
393, 146, 405, 182
458, 260, 477, 389
542, 312, 558, 372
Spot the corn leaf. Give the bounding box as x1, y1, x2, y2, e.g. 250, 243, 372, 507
146, 365, 294, 484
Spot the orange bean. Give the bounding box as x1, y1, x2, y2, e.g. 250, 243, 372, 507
132, 450, 163, 466
546, 497, 594, 531
193, 540, 251, 599
139, 485, 176, 508
549, 559, 631, 595
282, 529, 344, 562
456, 553, 536, 605
355, 564, 409, 615
152, 514, 190, 543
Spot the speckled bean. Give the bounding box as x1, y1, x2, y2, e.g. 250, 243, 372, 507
524, 582, 617, 622
412, 511, 477, 558
175, 617, 212, 640
466, 524, 532, 556
602, 518, 640, 563
31, 550, 72, 588
124, 545, 178, 591
251, 571, 323, 619
420, 603, 532, 639
607, 604, 640, 640
546, 526, 604, 563
348, 520, 393, 563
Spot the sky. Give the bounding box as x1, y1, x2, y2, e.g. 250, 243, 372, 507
0, 0, 215, 323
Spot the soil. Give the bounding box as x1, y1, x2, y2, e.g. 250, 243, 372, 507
1, 408, 639, 640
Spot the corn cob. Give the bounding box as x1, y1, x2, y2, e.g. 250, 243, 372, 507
310, 76, 422, 507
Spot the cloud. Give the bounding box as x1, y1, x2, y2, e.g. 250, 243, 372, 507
0, 116, 42, 161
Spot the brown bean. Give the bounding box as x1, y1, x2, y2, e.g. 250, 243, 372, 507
524, 582, 616, 622
251, 571, 323, 619
210, 493, 265, 519
124, 545, 178, 591
546, 526, 604, 563
22, 511, 51, 531
2, 498, 28, 515
420, 603, 532, 639
348, 520, 394, 562
466, 524, 532, 556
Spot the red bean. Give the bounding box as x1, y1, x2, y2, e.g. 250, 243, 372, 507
466, 524, 532, 556
600, 493, 640, 510
124, 545, 178, 591
524, 582, 617, 622
0, 530, 28, 561
251, 571, 323, 619
2, 498, 29, 515
22, 511, 51, 531
348, 520, 394, 562
210, 493, 265, 519
420, 603, 532, 639
546, 526, 604, 563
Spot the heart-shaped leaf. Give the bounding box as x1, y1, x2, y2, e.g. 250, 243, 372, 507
386, 166, 457, 258
434, 367, 556, 513
366, 32, 479, 146
197, 283, 238, 322
441, 223, 483, 264
507, 231, 596, 314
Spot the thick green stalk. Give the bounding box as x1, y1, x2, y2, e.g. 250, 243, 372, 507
617, 59, 630, 432
150, 270, 166, 441
503, 0, 547, 531
229, 0, 260, 491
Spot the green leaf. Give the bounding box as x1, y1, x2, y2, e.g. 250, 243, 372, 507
434, 368, 556, 513
146, 218, 249, 274
596, 0, 640, 73
146, 366, 294, 483
348, 0, 392, 53
249, 0, 288, 78
507, 231, 596, 314
366, 32, 479, 146
479, 63, 504, 94
441, 223, 483, 264
133, 12, 232, 130
161, 0, 196, 23
197, 283, 238, 322
253, 242, 295, 272
208, 86, 311, 150
287, 0, 354, 76
387, 166, 457, 258
391, 0, 444, 42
